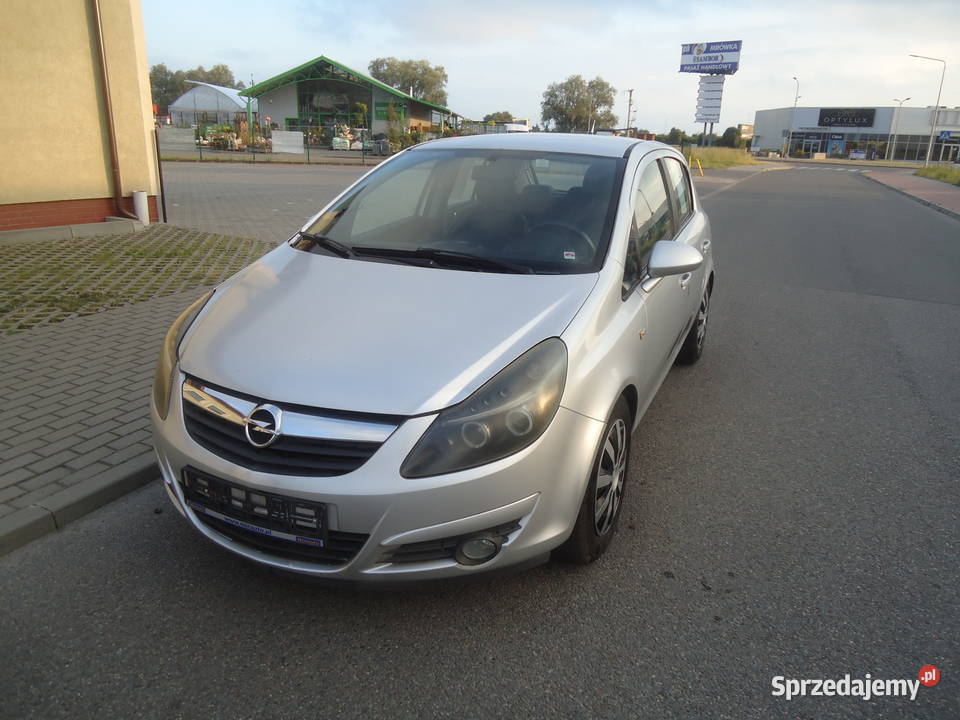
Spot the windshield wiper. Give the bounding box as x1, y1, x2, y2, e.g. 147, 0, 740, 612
351, 246, 532, 274
295, 231, 353, 258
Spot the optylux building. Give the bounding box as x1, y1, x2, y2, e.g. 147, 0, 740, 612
241, 56, 454, 136
752, 106, 960, 161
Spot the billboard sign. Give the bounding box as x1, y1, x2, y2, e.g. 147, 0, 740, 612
680, 41, 742, 74
817, 108, 876, 127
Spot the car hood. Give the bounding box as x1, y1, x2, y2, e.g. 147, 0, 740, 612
180, 244, 597, 416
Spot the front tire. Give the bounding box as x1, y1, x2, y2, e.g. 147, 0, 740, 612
556, 397, 631, 565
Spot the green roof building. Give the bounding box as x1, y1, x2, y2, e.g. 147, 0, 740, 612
242, 56, 455, 137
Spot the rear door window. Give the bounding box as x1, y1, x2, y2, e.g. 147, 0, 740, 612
661, 158, 693, 227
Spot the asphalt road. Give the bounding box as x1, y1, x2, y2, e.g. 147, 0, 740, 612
3, 166, 958, 719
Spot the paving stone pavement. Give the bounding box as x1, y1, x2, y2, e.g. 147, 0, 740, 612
0, 288, 211, 541
163, 162, 367, 243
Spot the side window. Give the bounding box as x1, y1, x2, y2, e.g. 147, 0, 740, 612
622, 216, 643, 295
629, 161, 674, 274
446, 157, 480, 206
662, 158, 693, 225
350, 159, 435, 236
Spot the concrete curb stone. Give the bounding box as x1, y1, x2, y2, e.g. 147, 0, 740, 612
0, 454, 157, 558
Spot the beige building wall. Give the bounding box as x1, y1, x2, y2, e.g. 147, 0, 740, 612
0, 0, 157, 224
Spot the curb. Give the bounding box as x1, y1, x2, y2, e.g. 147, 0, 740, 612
862, 173, 960, 222
0, 218, 144, 244
0, 454, 157, 558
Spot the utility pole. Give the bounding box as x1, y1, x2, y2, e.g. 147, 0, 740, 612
625, 89, 634, 137
887, 97, 910, 160
909, 54, 946, 167
785, 76, 800, 158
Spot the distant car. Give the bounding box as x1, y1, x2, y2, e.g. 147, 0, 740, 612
151, 134, 714, 582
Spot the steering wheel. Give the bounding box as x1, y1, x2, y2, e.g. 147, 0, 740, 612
525, 222, 595, 260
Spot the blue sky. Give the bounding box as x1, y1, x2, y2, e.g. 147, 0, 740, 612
143, 0, 959, 132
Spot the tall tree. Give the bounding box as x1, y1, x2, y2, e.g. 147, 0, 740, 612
720, 126, 742, 148
482, 111, 514, 123
149, 63, 245, 115
665, 127, 689, 146
368, 57, 449, 106
540, 75, 617, 133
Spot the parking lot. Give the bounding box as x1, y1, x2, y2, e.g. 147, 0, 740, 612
2, 161, 957, 719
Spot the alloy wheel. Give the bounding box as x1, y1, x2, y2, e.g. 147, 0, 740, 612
696, 290, 710, 351
594, 418, 627, 536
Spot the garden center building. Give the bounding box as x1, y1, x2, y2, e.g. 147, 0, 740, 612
752, 105, 960, 161
241, 56, 456, 138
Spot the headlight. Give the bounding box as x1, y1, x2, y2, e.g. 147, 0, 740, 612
400, 338, 567, 478
151, 290, 214, 420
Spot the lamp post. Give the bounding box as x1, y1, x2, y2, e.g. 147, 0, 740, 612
887, 97, 910, 161
909, 54, 946, 167
785, 77, 800, 158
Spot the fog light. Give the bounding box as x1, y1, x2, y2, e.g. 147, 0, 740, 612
456, 536, 500, 565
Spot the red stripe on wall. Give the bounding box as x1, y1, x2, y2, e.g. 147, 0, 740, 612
0, 196, 160, 231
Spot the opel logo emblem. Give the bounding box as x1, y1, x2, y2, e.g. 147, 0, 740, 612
244, 404, 282, 448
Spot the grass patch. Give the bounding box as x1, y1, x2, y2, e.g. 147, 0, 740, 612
684, 147, 759, 169
915, 166, 960, 186
0, 225, 272, 333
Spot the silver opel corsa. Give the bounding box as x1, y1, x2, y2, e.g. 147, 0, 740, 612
151, 133, 713, 582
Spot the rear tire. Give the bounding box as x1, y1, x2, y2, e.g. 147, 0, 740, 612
556, 397, 631, 565
676, 283, 711, 365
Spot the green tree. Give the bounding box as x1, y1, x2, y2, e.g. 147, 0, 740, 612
482, 110, 514, 123
540, 75, 617, 133
368, 57, 449, 106
720, 126, 742, 148
664, 127, 689, 146
150, 63, 244, 115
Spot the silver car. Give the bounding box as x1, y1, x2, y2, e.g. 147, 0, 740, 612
151, 133, 713, 582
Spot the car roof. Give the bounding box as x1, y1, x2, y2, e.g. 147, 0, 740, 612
411, 133, 666, 158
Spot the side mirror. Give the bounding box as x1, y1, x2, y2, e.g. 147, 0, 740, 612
647, 240, 703, 278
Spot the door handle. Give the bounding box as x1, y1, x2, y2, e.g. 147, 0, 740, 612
679, 273, 692, 289
702, 239, 711, 252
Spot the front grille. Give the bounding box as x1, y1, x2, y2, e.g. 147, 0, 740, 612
183, 469, 368, 565
181, 377, 399, 477
195, 514, 368, 565
380, 520, 521, 565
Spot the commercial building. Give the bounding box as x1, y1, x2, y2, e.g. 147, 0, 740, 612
0, 0, 160, 230
752, 106, 960, 161
241, 56, 455, 137
168, 81, 258, 128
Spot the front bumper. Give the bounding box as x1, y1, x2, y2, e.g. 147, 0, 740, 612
151, 374, 605, 583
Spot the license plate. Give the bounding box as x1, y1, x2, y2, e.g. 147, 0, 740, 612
181, 468, 327, 545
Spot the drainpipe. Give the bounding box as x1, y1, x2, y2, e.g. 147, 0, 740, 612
90, 0, 138, 220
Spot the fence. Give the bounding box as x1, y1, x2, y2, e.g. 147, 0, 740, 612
156, 126, 388, 165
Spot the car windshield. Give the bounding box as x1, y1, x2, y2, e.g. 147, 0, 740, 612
298, 148, 625, 274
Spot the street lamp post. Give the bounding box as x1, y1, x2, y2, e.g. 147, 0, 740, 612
887, 97, 910, 161
909, 54, 946, 167
785, 77, 800, 158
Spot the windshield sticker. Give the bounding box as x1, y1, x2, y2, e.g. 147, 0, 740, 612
563, 251, 576, 260
534, 158, 550, 169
